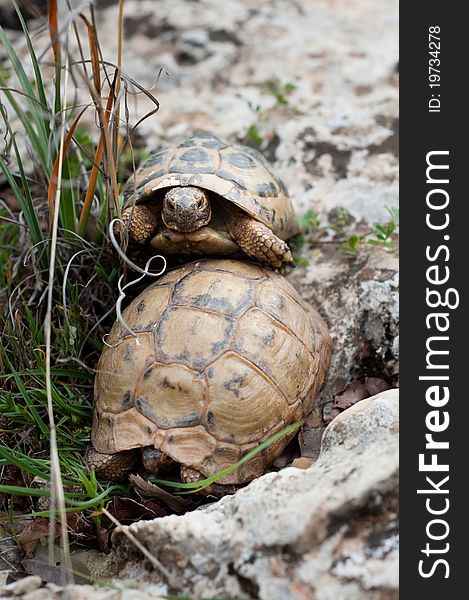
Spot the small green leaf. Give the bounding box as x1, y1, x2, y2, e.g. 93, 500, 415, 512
245, 124, 263, 145
247, 101, 262, 115
333, 207, 350, 229
385, 206, 399, 221
291, 233, 305, 249
298, 209, 320, 230
367, 239, 395, 249
349, 235, 363, 249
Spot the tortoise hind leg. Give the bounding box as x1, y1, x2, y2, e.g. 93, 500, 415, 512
227, 214, 293, 268
180, 465, 205, 485
85, 446, 137, 482
180, 466, 237, 497
141, 447, 175, 474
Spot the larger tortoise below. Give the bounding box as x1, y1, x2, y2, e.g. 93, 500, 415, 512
87, 259, 332, 485
120, 132, 298, 268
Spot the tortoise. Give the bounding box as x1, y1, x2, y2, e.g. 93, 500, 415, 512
120, 132, 298, 268
86, 259, 332, 485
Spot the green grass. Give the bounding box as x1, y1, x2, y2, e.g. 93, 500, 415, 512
337, 207, 400, 256
0, 0, 130, 520
0, 258, 119, 512
294, 206, 399, 260
242, 78, 299, 146
265, 77, 297, 107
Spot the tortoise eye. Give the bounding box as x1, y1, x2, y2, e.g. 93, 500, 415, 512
196, 198, 204, 209
166, 200, 175, 211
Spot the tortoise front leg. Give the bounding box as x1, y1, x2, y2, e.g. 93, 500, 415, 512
85, 446, 137, 482
120, 205, 160, 244
227, 214, 293, 268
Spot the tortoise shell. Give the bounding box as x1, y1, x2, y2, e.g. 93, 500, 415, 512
92, 259, 331, 484
122, 132, 298, 240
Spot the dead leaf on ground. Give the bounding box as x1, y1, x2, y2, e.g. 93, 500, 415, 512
130, 474, 193, 513
67, 511, 95, 542
0, 465, 32, 511
94, 494, 170, 554
291, 457, 314, 470
322, 377, 394, 424
95, 525, 112, 555
17, 518, 59, 559
111, 496, 167, 524
22, 558, 69, 586
299, 427, 324, 460
333, 379, 369, 410
365, 376, 392, 396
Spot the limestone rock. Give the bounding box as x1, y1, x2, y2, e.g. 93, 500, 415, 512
289, 245, 399, 402
6, 575, 41, 596
0, 580, 167, 600
112, 389, 399, 599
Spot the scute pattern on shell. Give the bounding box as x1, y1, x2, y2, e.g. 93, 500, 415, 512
122, 133, 298, 240
92, 259, 331, 484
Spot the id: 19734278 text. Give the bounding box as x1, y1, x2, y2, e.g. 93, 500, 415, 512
428, 26, 441, 113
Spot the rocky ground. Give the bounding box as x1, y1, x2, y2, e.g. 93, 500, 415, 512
1, 0, 398, 598
1, 390, 398, 600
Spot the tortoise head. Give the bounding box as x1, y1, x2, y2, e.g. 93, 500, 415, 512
162, 186, 211, 233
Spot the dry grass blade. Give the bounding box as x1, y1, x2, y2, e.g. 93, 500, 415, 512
80, 14, 101, 97
111, 0, 125, 170
117, 0, 124, 78
1, 0, 166, 554
81, 12, 120, 219
48, 0, 59, 63
68, 58, 160, 135
102, 507, 177, 587
129, 475, 191, 513
45, 24, 74, 583
47, 107, 87, 223
78, 72, 118, 237
77, 136, 103, 237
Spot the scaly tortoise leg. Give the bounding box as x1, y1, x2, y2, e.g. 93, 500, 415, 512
85, 446, 137, 482
120, 205, 160, 244
227, 214, 293, 268
180, 465, 238, 497
180, 465, 205, 485
141, 447, 175, 474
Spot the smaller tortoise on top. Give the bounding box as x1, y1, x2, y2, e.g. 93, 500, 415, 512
121, 132, 298, 268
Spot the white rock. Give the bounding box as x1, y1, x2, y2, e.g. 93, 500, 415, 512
9, 576, 42, 596
289, 246, 399, 401
112, 390, 399, 599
